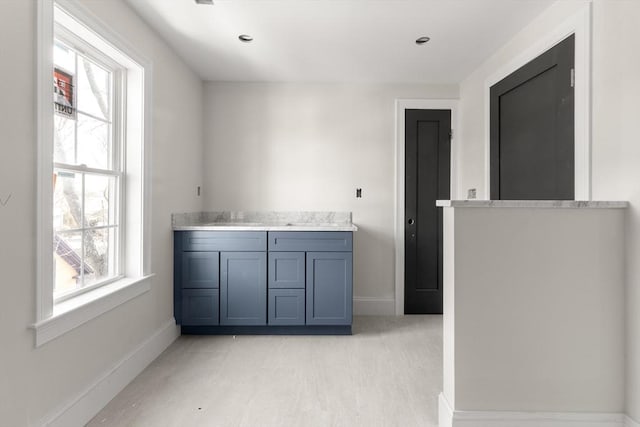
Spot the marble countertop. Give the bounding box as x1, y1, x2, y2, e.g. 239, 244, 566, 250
172, 211, 358, 231
436, 200, 629, 209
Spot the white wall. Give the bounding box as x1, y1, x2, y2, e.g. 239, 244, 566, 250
591, 0, 640, 421
202, 82, 458, 309
0, 0, 203, 424
442, 206, 625, 414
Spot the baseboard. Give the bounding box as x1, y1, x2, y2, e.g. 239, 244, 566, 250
353, 296, 395, 316
439, 393, 454, 427
627, 415, 640, 427
439, 393, 627, 427
40, 318, 179, 427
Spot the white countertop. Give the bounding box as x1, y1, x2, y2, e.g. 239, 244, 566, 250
436, 200, 628, 209
173, 223, 358, 231
172, 211, 358, 231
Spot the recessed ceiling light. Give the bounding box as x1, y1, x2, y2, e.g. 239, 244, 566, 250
239, 34, 254, 43
415, 36, 431, 45
195, 0, 213, 5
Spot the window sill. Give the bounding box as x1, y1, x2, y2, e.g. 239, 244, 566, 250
32, 275, 153, 347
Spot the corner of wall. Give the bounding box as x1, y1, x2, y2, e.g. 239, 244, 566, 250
41, 319, 179, 427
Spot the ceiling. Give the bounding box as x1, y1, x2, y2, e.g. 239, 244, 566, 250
125, 0, 556, 84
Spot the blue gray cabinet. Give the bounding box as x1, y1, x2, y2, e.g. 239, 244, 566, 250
268, 288, 306, 325
175, 230, 352, 334
306, 252, 353, 325
268, 231, 352, 252
182, 252, 219, 289
175, 231, 266, 326
268, 252, 306, 325
182, 231, 267, 251
220, 252, 267, 325
269, 232, 353, 327
182, 289, 219, 325
268, 252, 305, 289
175, 234, 220, 326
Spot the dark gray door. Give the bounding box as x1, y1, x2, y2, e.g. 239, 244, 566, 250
405, 109, 451, 314
220, 252, 267, 325
490, 35, 575, 200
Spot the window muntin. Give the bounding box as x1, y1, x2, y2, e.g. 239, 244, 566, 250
52, 38, 123, 301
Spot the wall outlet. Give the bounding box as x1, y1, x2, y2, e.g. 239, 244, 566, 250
467, 188, 477, 199
356, 188, 362, 198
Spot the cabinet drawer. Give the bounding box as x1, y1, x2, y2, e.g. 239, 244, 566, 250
182, 289, 219, 326
268, 289, 305, 325
268, 231, 352, 252
268, 252, 305, 289
182, 231, 267, 251
182, 252, 219, 288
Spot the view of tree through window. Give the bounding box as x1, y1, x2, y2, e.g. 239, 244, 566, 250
53, 39, 120, 298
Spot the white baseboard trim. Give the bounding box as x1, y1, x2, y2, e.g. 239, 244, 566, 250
41, 318, 179, 427
353, 296, 395, 316
439, 393, 627, 427
627, 415, 640, 427
439, 393, 454, 427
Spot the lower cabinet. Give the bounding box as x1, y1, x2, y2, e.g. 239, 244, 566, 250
182, 289, 219, 326
268, 289, 305, 325
182, 251, 219, 289
220, 251, 267, 325
306, 252, 353, 325
175, 230, 353, 334
268, 252, 305, 289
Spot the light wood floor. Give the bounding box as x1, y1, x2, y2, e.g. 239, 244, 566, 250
88, 315, 442, 427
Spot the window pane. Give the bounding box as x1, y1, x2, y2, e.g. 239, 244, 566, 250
54, 115, 76, 163
53, 171, 82, 231
53, 41, 75, 73
77, 56, 110, 121
77, 113, 110, 169
84, 227, 117, 286
53, 231, 83, 296
84, 175, 116, 228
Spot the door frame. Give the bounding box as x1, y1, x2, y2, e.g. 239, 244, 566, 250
484, 3, 592, 201
394, 99, 459, 316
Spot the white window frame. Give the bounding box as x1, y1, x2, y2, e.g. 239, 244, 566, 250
35, 0, 153, 347
53, 32, 125, 303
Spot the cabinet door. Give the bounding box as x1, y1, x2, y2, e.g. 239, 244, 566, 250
220, 252, 267, 325
268, 252, 305, 289
306, 252, 353, 325
182, 252, 219, 289
268, 289, 305, 325
182, 289, 219, 325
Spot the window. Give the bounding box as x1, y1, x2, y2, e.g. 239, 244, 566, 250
35, 0, 151, 346
53, 36, 123, 301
